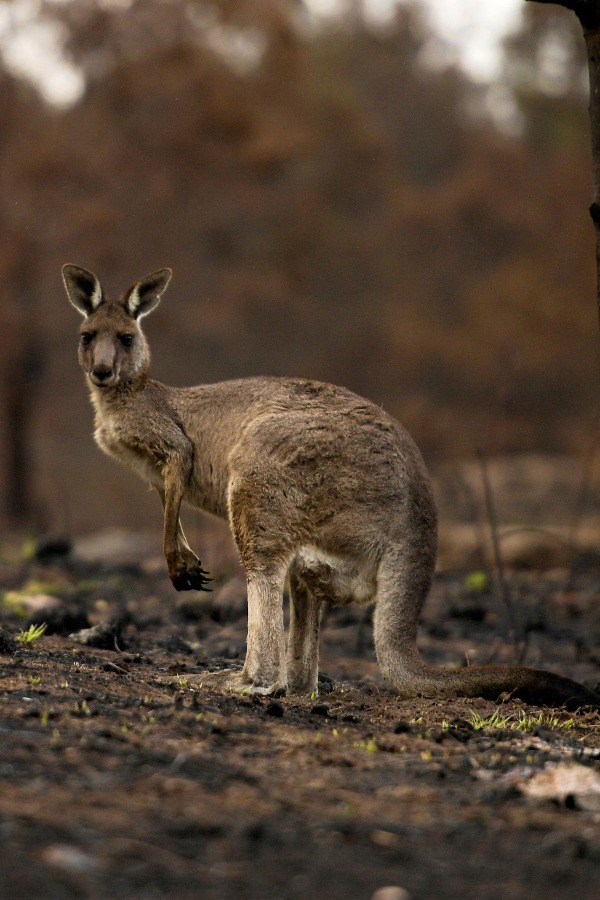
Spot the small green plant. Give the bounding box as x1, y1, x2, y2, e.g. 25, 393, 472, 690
176, 675, 189, 689
71, 700, 91, 717
20, 536, 38, 562
3, 582, 62, 616
354, 739, 378, 753
3, 592, 27, 617
465, 571, 489, 593
15, 623, 47, 644
515, 711, 575, 732
22, 579, 62, 596
469, 709, 577, 733
27, 675, 41, 685
469, 710, 512, 731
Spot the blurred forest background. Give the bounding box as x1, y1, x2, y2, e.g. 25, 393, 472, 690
0, 0, 598, 537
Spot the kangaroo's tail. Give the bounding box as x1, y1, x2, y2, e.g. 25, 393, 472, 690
376, 647, 600, 710
373, 548, 600, 711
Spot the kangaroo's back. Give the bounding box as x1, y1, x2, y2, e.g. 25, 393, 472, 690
170, 375, 434, 535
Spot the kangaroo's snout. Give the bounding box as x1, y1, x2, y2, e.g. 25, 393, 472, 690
91, 364, 114, 386
88, 332, 118, 386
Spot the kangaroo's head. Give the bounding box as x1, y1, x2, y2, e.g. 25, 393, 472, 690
62, 265, 171, 390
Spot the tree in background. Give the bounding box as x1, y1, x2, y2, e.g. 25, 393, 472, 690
0, 70, 48, 525
0, 0, 596, 531
525, 0, 600, 337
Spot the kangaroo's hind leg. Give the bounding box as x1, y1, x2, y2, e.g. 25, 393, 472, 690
238, 567, 288, 694
287, 561, 323, 695
287, 551, 378, 695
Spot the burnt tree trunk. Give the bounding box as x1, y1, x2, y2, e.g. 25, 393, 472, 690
527, 0, 600, 324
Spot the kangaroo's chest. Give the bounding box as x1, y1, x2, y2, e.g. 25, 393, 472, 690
94, 419, 164, 488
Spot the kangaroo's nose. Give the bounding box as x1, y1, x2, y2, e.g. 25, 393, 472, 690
92, 365, 113, 381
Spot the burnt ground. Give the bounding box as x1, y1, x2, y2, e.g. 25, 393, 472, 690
1, 540, 600, 900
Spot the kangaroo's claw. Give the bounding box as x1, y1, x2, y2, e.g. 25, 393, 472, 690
171, 563, 212, 592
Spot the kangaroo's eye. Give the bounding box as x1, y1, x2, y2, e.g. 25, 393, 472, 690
119, 334, 134, 348
80, 332, 93, 346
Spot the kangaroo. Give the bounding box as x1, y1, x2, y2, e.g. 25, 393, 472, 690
63, 264, 600, 708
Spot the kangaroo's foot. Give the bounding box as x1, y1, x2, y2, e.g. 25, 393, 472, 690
287, 667, 318, 695
286, 671, 336, 696
202, 668, 286, 697
168, 554, 212, 592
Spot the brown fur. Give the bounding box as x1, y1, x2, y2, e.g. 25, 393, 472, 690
63, 265, 600, 707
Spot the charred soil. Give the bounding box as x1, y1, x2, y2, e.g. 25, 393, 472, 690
0, 544, 599, 899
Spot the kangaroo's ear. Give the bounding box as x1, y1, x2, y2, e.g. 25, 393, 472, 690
62, 264, 104, 317
124, 268, 172, 319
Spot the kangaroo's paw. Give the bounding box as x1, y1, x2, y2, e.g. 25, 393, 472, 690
170, 560, 212, 592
